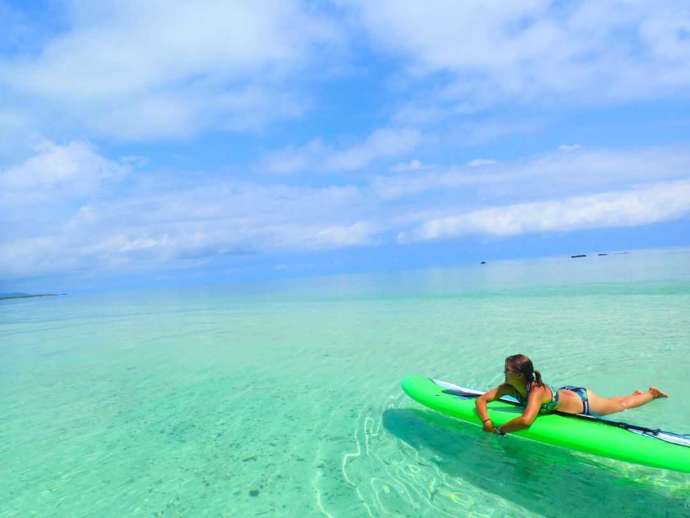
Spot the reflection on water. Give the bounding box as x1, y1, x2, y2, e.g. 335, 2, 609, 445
382, 409, 690, 517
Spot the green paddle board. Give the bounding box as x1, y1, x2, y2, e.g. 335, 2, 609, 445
401, 375, 690, 473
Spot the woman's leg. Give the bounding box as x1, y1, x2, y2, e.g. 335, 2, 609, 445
588, 387, 668, 416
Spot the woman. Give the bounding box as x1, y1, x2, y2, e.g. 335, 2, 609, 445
476, 354, 668, 435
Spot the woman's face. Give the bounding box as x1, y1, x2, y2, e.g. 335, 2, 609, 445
504, 364, 524, 385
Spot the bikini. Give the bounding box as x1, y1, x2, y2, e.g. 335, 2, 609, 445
559, 385, 591, 415
514, 382, 591, 415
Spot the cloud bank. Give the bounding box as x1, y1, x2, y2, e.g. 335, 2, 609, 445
0, 0, 339, 139
2, 142, 690, 279
349, 0, 690, 114
398, 180, 690, 242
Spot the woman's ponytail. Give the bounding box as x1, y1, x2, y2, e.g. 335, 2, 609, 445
533, 369, 543, 386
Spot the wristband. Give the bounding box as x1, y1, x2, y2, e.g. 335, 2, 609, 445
481, 418, 491, 423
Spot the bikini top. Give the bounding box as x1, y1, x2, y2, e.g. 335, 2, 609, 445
514, 382, 560, 414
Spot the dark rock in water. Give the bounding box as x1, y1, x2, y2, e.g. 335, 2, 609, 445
570, 254, 587, 258
249, 489, 260, 497
598, 253, 608, 256
480, 261, 486, 264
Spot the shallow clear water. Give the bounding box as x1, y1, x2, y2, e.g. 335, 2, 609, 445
2, 249, 690, 517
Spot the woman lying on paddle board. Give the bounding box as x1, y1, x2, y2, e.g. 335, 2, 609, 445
476, 354, 668, 435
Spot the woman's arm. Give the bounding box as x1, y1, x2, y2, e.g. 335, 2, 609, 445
497, 386, 542, 434
475, 384, 513, 432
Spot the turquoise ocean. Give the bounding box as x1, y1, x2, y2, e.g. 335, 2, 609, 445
2, 248, 690, 517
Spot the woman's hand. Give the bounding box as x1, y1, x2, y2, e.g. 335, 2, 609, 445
482, 419, 496, 433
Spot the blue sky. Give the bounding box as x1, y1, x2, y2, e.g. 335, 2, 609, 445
2, 1, 690, 292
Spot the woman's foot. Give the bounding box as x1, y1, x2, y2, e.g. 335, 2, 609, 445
648, 386, 668, 399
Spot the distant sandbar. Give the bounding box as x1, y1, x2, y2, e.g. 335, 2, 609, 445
0, 293, 64, 301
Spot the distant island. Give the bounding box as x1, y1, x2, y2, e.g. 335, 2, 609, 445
569, 251, 630, 259
0, 292, 64, 301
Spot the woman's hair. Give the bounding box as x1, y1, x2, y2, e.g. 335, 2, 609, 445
505, 354, 543, 386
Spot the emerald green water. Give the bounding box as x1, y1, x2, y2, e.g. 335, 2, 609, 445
2, 250, 690, 517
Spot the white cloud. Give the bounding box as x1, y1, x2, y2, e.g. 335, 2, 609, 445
0, 140, 128, 205
262, 139, 327, 175
370, 146, 690, 201
263, 128, 422, 174
326, 128, 422, 171
269, 221, 379, 250
399, 180, 690, 242
3, 141, 690, 280
0, 215, 380, 278
0, 0, 340, 139
0, 144, 379, 277
391, 159, 426, 173
348, 1, 690, 116
466, 159, 496, 168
